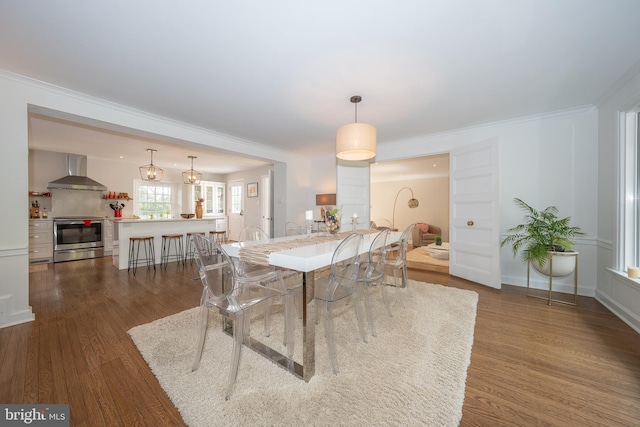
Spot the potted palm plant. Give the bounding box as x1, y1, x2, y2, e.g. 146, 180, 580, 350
501, 198, 585, 277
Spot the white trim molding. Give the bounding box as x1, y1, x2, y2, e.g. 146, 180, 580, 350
598, 269, 640, 334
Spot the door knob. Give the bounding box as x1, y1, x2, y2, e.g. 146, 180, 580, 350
467, 220, 474, 226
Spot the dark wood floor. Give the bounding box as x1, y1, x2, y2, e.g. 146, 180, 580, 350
1, 257, 639, 426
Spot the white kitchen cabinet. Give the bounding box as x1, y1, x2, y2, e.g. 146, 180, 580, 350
192, 181, 225, 217
104, 220, 114, 255
29, 219, 53, 263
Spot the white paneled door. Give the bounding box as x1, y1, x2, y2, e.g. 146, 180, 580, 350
261, 172, 273, 237
336, 161, 370, 231
449, 138, 501, 289
228, 180, 244, 242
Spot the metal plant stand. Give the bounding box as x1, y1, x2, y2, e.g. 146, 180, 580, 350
526, 252, 578, 306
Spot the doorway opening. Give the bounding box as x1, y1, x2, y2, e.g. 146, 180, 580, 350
370, 154, 450, 272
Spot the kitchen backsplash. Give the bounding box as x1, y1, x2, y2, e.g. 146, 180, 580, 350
50, 189, 112, 218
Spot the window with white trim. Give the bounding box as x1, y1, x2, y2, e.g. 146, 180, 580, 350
230, 183, 242, 214
618, 111, 640, 271
135, 181, 178, 219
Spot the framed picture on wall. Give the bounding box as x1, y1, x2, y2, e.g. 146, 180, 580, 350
247, 182, 258, 198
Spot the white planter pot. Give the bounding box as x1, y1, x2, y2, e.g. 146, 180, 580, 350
531, 251, 578, 277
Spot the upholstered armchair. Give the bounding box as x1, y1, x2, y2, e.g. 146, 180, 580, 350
411, 223, 442, 247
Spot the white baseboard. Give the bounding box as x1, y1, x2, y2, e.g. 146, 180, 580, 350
595, 290, 640, 334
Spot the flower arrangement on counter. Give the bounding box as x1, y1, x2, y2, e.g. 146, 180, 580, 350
325, 208, 341, 235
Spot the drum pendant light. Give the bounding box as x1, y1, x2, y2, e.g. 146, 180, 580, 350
139, 148, 163, 181
182, 155, 202, 185
336, 95, 377, 161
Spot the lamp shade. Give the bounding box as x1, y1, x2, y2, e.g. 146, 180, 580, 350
316, 193, 337, 205
336, 123, 377, 161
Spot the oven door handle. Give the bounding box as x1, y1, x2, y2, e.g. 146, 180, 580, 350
55, 220, 103, 225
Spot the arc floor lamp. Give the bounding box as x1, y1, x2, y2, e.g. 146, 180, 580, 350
392, 187, 419, 230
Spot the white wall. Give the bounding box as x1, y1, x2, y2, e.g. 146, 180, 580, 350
596, 70, 640, 333
0, 74, 32, 327
302, 152, 337, 224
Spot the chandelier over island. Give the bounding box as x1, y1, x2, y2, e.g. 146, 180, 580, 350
139, 148, 163, 182
182, 155, 202, 185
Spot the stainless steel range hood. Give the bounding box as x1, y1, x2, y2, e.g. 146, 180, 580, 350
47, 154, 107, 192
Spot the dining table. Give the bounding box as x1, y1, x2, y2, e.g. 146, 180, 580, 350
221, 228, 400, 382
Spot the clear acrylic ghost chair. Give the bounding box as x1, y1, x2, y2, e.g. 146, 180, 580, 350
238, 226, 269, 243
314, 232, 366, 374
285, 222, 304, 236
356, 228, 391, 337
237, 226, 287, 337
235, 227, 273, 280
190, 234, 293, 400
373, 218, 393, 230
240, 226, 305, 330
384, 224, 415, 287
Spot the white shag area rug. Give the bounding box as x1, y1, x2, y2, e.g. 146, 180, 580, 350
129, 279, 478, 427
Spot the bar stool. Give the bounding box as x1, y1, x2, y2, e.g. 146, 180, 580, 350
161, 234, 184, 268
128, 236, 155, 275
209, 230, 227, 245
184, 231, 206, 264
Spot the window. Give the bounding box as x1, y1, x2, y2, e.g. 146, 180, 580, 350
635, 112, 640, 267
618, 111, 640, 271
135, 181, 176, 219
230, 183, 242, 214
192, 181, 225, 217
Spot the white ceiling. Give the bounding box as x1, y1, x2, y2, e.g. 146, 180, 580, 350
371, 155, 449, 183
3, 1, 640, 175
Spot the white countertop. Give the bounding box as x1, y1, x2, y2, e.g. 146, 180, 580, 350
108, 217, 224, 223
111, 216, 226, 269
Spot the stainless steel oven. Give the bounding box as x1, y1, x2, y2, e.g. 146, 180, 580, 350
53, 217, 104, 262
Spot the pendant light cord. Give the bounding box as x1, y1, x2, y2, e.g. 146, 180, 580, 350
350, 95, 362, 124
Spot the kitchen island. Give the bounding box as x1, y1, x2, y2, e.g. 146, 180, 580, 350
110, 217, 227, 270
